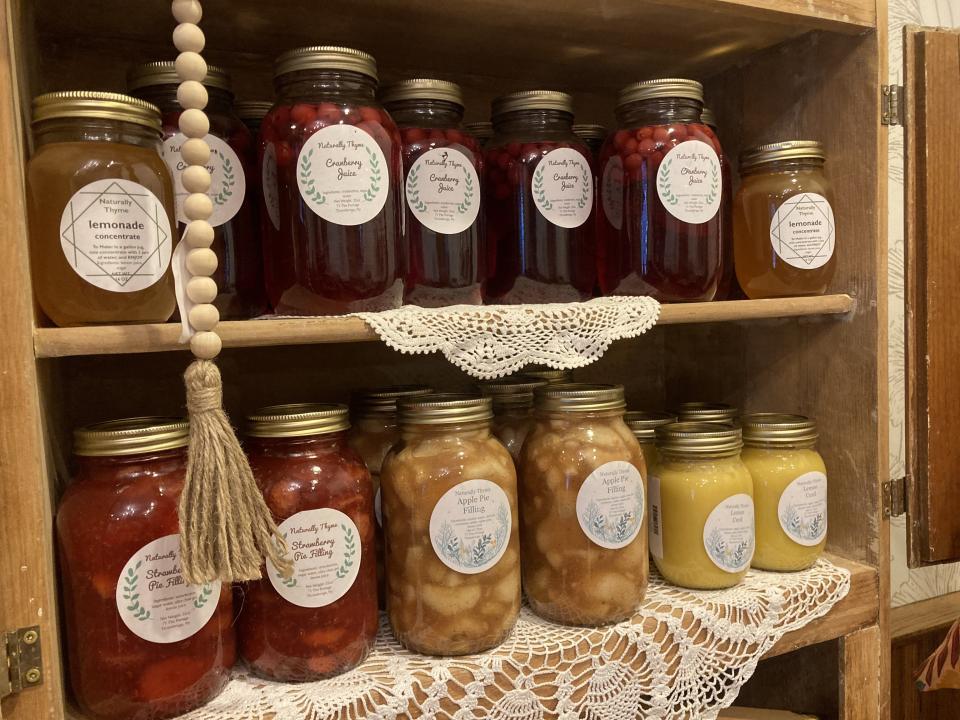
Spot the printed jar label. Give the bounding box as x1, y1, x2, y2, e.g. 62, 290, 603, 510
576, 461, 644, 550
702, 493, 755, 573
59, 179, 173, 293
268, 508, 362, 608
429, 479, 512, 574
601, 155, 624, 230
648, 474, 663, 559
778, 471, 828, 546
656, 139, 721, 224
262, 142, 281, 230
405, 147, 480, 234
532, 147, 593, 228
115, 534, 220, 644
161, 133, 246, 227
297, 124, 389, 226
769, 192, 835, 269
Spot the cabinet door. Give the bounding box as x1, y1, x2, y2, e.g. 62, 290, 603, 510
903, 26, 960, 566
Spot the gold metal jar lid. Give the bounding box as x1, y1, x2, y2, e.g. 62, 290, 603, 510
477, 377, 548, 410
617, 78, 703, 108
398, 394, 493, 426
351, 385, 433, 416
32, 91, 162, 133
464, 121, 493, 139
741, 413, 818, 446
522, 366, 574, 385
274, 45, 377, 82
247, 403, 350, 438
739, 140, 825, 171
127, 61, 232, 92
674, 402, 739, 424
655, 421, 743, 456
700, 107, 717, 129
234, 101, 275, 121
572, 123, 608, 141
74, 417, 189, 457
492, 90, 572, 118
535, 383, 626, 413
625, 411, 678, 441
380, 79, 463, 107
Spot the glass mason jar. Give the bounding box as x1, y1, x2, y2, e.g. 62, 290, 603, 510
598, 79, 728, 301
624, 410, 676, 468
522, 366, 574, 385
520, 384, 648, 625
476, 377, 547, 461
741, 413, 827, 571
56, 418, 233, 720
649, 422, 755, 589
572, 123, 608, 160
129, 62, 268, 319
26, 92, 178, 327
234, 101, 274, 135
484, 91, 596, 303
381, 79, 485, 306
260, 46, 404, 315
240, 404, 378, 681
380, 395, 520, 655
674, 401, 739, 425
464, 121, 493, 148
734, 141, 837, 299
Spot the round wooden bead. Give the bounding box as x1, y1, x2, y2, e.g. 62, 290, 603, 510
185, 219, 214, 248
172, 22, 205, 53
188, 303, 220, 332
187, 276, 218, 304
186, 248, 218, 276
171, 0, 202, 24
182, 165, 211, 193
191, 331, 222, 360
181, 138, 211, 166
179, 108, 209, 139
175, 51, 207, 82
184, 192, 213, 220
176, 80, 208, 111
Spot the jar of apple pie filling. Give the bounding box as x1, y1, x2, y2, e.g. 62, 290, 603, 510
477, 376, 547, 461
520, 384, 648, 626
380, 395, 521, 655
261, 46, 404, 314
240, 404, 377, 681
56, 418, 233, 720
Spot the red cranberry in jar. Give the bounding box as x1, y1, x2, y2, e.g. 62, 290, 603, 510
381, 79, 485, 306
597, 79, 729, 302
484, 91, 596, 303
240, 404, 378, 682
56, 418, 233, 720
128, 63, 268, 319
260, 46, 404, 315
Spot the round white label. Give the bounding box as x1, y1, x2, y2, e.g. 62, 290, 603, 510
769, 192, 836, 269
656, 139, 722, 224
576, 461, 645, 549
405, 147, 480, 234
297, 124, 389, 226
59, 179, 173, 293
531, 148, 593, 228
429, 479, 512, 574
601, 155, 624, 230
115, 534, 220, 644
267, 509, 362, 608
702, 493, 755, 573
262, 142, 280, 230
778, 471, 828, 546
161, 133, 246, 227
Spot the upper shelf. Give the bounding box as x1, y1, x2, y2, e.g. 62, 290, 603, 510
33, 295, 855, 359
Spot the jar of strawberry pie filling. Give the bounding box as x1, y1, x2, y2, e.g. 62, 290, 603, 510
260, 46, 404, 315
484, 91, 596, 303
381, 79, 485, 306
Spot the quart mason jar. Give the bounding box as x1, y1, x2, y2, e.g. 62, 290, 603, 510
56, 418, 233, 720
476, 376, 547, 462
26, 92, 178, 327
240, 404, 377, 681
734, 141, 837, 299
598, 79, 727, 301
380, 395, 521, 655
624, 410, 676, 468
484, 91, 596, 303
261, 46, 404, 314
674, 401, 739, 425
381, 79, 485, 306
128, 62, 267, 319
520, 384, 648, 626
741, 413, 827, 571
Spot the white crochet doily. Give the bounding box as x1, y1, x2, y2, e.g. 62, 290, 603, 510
184, 559, 850, 720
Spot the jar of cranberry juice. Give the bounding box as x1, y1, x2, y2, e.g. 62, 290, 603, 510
240, 404, 378, 681
128, 62, 267, 319
261, 46, 404, 315
484, 91, 595, 303
56, 418, 234, 720
598, 79, 727, 301
381, 79, 484, 306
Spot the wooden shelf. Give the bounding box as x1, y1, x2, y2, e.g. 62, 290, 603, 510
33, 294, 855, 359
892, 591, 960, 641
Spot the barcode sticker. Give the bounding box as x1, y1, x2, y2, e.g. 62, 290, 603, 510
648, 474, 663, 559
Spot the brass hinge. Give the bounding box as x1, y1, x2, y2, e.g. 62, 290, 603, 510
0, 626, 42, 700
883, 476, 908, 518
881, 85, 905, 126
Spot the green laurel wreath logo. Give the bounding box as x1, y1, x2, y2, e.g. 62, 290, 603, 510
532, 163, 552, 210
406, 166, 428, 212
577, 165, 590, 209
457, 171, 475, 215
361, 146, 382, 202
299, 148, 326, 206
212, 149, 236, 207
335, 524, 356, 579
122, 560, 150, 621
705, 161, 719, 205
193, 584, 214, 609
657, 157, 679, 206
